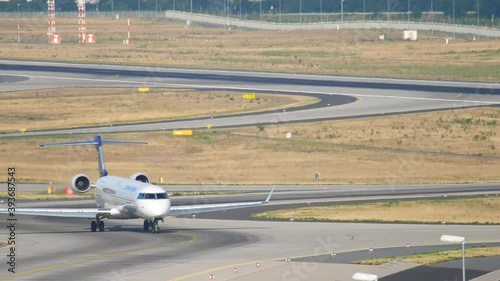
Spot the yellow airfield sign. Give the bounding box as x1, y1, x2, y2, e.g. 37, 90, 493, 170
243, 94, 256, 99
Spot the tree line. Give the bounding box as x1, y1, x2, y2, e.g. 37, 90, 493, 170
3, 0, 498, 21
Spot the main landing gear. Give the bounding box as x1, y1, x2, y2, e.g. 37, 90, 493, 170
143, 218, 163, 234
91, 215, 105, 232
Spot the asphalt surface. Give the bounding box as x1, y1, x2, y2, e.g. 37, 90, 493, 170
2, 198, 500, 281
0, 186, 500, 280
1, 60, 500, 137
1, 61, 500, 280
1, 62, 498, 94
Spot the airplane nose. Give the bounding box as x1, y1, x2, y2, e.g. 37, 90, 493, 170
139, 199, 171, 219
153, 199, 170, 217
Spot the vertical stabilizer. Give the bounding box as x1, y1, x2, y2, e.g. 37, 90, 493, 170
94, 135, 107, 177
40, 135, 147, 178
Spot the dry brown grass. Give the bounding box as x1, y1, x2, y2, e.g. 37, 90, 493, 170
0, 107, 499, 185
236, 107, 500, 156
1, 18, 499, 81
252, 197, 500, 224
353, 246, 500, 265
0, 88, 317, 132
0, 191, 93, 200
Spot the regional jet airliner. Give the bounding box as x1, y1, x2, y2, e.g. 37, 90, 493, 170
0, 136, 274, 233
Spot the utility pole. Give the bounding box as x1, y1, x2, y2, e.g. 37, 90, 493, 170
341, 0, 344, 22
279, 0, 281, 23
259, 0, 262, 21
363, 0, 365, 21
320, 0, 323, 22
477, 0, 480, 39
408, 0, 410, 22
452, 0, 455, 37
431, 0, 434, 35
477, 0, 480, 27
387, 0, 390, 21
299, 0, 302, 23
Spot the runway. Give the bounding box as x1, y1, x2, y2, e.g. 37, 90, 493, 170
15, 182, 500, 201
1, 60, 500, 280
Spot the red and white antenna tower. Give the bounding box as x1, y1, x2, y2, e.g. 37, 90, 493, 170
77, 0, 95, 43
47, 0, 60, 43
124, 12, 131, 44
77, 0, 86, 43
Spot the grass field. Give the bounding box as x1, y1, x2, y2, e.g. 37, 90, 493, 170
0, 106, 498, 185
1, 17, 499, 185
0, 88, 317, 132
251, 197, 500, 224
352, 246, 500, 265
1, 17, 499, 81
0, 190, 94, 200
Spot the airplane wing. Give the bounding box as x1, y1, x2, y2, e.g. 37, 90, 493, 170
169, 186, 275, 216
0, 208, 112, 218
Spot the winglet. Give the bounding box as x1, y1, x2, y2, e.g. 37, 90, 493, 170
264, 185, 275, 203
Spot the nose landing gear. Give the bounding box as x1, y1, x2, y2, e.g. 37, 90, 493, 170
143, 218, 163, 234
91, 215, 105, 232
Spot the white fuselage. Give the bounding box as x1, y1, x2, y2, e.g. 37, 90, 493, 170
94, 175, 171, 220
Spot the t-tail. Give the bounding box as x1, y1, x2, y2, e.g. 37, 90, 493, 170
40, 135, 147, 177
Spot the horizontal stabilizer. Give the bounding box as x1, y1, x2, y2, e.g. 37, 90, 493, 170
40, 139, 147, 147
39, 135, 147, 177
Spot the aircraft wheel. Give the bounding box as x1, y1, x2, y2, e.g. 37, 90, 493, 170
91, 221, 97, 232
152, 223, 159, 234
143, 220, 149, 232
98, 221, 105, 232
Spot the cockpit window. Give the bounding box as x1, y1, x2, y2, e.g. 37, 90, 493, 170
137, 192, 169, 199
145, 193, 156, 199
156, 193, 168, 199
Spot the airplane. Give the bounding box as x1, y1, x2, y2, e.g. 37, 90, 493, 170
0, 135, 274, 234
